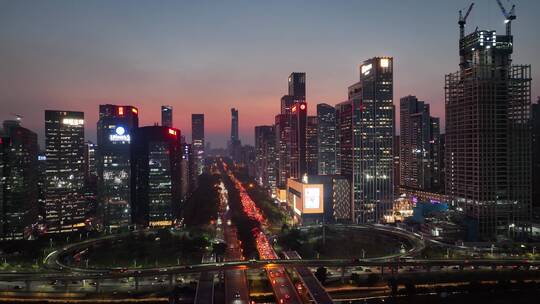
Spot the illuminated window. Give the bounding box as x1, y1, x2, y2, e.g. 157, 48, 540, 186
361, 64, 372, 75
380, 58, 390, 68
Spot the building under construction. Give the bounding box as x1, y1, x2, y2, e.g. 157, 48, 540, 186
445, 2, 532, 240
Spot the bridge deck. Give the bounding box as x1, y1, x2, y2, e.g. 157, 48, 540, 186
284, 251, 334, 304
194, 254, 215, 304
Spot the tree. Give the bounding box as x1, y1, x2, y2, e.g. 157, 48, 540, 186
212, 242, 227, 257
315, 267, 328, 284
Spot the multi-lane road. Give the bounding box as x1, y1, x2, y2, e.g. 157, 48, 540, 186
221, 161, 303, 304
219, 178, 250, 304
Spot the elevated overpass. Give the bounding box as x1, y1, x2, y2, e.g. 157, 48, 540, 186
283, 251, 333, 304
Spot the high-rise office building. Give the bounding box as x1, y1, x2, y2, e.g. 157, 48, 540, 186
275, 114, 292, 189
191, 114, 205, 180
84, 141, 97, 182
341, 57, 394, 223
445, 19, 532, 239
255, 125, 277, 195
288, 72, 306, 100
399, 95, 441, 192
83, 141, 97, 209
96, 105, 139, 228
317, 103, 337, 175
161, 105, 173, 127
393, 135, 400, 197
44, 110, 86, 232
288, 73, 307, 179
131, 126, 182, 228
306, 116, 318, 175
336, 99, 353, 184
533, 97, 540, 211
229, 108, 241, 162
275, 73, 308, 189
0, 120, 38, 239
180, 142, 192, 200
231, 108, 239, 142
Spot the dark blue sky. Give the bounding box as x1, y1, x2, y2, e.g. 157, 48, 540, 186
1, 0, 539, 147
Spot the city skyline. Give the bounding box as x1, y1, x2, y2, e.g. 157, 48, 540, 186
2, 0, 540, 148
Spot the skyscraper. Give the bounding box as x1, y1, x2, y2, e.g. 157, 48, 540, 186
306, 116, 318, 175
131, 126, 182, 228
288, 73, 308, 179
0, 120, 38, 239
180, 141, 192, 200
445, 19, 531, 239
255, 125, 277, 195
275, 73, 308, 189
161, 105, 173, 127
393, 135, 400, 197
96, 105, 139, 228
44, 110, 86, 232
229, 108, 241, 162
191, 114, 205, 179
317, 103, 337, 175
275, 114, 292, 189
342, 57, 394, 223
399, 95, 441, 192
288, 72, 306, 100
231, 108, 239, 142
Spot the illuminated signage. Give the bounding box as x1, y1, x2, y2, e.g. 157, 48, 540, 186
304, 187, 320, 209
361, 63, 372, 75
109, 126, 130, 142
300, 103, 306, 110
292, 105, 297, 112
168, 128, 177, 136
118, 106, 124, 116
62, 118, 84, 126
380, 58, 390, 68
132, 108, 138, 114
38, 155, 46, 161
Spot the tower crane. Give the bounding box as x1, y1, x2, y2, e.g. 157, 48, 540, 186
495, 0, 516, 36
459, 2, 475, 40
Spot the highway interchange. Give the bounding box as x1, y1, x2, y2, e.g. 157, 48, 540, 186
1, 162, 540, 302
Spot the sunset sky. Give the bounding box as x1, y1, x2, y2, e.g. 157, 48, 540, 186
1, 0, 539, 148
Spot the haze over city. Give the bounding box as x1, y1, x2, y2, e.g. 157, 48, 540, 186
2, 1, 540, 303
2, 0, 539, 147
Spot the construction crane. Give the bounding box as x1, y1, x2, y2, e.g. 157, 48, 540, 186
458, 2, 475, 40
495, 0, 516, 36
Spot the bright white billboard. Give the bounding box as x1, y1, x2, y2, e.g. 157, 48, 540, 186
304, 187, 320, 209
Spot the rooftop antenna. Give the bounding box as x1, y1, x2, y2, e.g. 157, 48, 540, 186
459, 2, 475, 40
9, 113, 23, 122
495, 0, 516, 35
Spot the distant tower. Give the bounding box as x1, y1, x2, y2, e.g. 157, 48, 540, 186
191, 114, 205, 179
288, 72, 306, 100
229, 108, 241, 161
231, 108, 239, 142
161, 105, 173, 127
